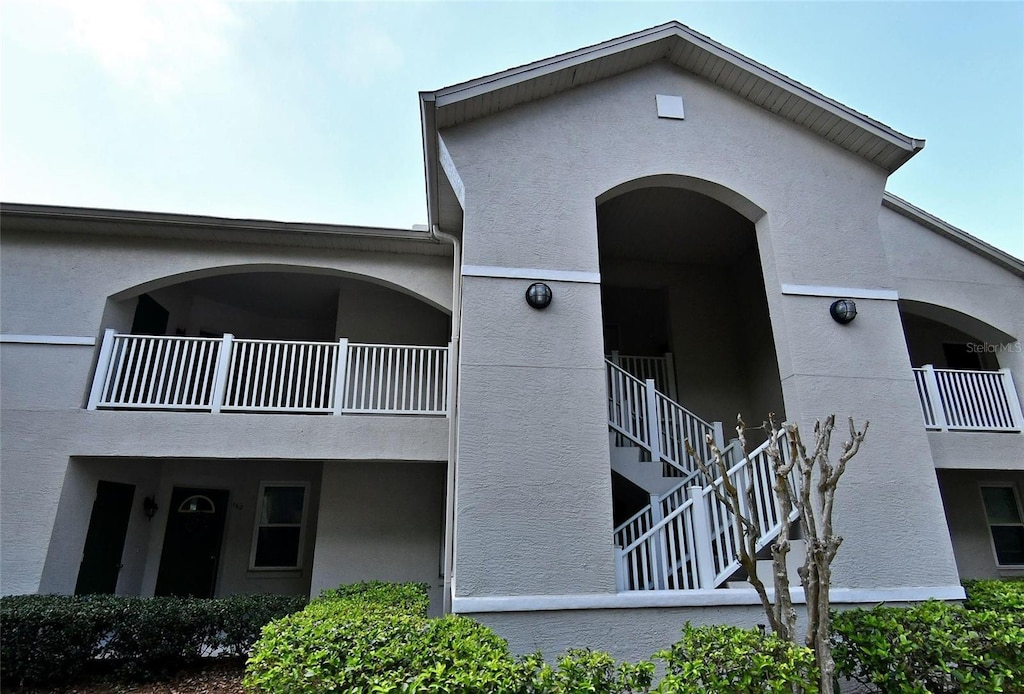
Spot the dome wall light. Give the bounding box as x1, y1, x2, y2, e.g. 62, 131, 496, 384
525, 282, 553, 309
830, 299, 858, 324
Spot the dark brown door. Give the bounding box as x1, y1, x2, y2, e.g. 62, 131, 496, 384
131, 294, 170, 335
154, 487, 229, 597
75, 480, 136, 595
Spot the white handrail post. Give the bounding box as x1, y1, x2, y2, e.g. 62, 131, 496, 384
86, 328, 117, 410
1001, 368, 1024, 431
712, 421, 726, 451
332, 338, 349, 416
210, 333, 234, 414
689, 485, 716, 589
644, 379, 661, 462
649, 494, 663, 526
610, 350, 620, 367
921, 364, 947, 431
615, 546, 626, 592
663, 351, 677, 399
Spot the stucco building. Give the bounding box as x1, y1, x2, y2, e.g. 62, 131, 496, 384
2, 22, 1022, 660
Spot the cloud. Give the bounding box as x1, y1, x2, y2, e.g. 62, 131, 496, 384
59, 0, 237, 99
330, 21, 404, 87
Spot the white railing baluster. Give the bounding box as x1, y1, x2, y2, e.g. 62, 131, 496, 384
912, 366, 1022, 432
88, 334, 448, 416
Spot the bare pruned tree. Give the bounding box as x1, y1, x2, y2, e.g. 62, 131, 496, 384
686, 413, 868, 694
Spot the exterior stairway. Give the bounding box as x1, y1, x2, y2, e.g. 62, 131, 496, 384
606, 359, 799, 592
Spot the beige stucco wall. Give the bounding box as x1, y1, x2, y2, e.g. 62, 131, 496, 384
441, 59, 962, 600
0, 230, 452, 338
0, 226, 452, 596
310, 461, 446, 615
938, 469, 1024, 580
879, 204, 1024, 407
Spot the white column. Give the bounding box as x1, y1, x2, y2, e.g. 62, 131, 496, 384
644, 379, 661, 463
1001, 368, 1024, 431
332, 338, 349, 415
86, 328, 117, 410
209, 333, 234, 414
689, 485, 716, 589
921, 365, 947, 431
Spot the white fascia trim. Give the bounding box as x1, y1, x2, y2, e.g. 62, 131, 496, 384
452, 585, 965, 613
462, 265, 601, 284
781, 284, 899, 301
0, 334, 96, 346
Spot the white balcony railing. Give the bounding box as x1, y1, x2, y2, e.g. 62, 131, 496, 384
913, 365, 1023, 432
87, 330, 449, 416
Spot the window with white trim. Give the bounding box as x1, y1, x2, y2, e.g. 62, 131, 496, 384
250, 482, 309, 570
980, 483, 1024, 566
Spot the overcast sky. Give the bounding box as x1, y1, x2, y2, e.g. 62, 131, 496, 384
2, 1, 1022, 257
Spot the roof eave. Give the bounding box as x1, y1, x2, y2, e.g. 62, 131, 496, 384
882, 192, 1024, 277
0, 202, 436, 243
422, 21, 923, 173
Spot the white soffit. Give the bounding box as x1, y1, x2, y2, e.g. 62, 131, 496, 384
423, 21, 924, 174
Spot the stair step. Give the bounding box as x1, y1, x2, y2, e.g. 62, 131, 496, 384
724, 540, 806, 589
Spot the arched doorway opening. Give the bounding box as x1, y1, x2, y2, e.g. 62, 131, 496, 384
597, 180, 784, 527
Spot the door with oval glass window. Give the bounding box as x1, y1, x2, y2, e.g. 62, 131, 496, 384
154, 487, 229, 597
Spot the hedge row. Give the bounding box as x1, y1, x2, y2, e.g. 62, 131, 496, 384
0, 592, 306, 688
6, 580, 1022, 692
243, 582, 814, 693
246, 579, 1024, 694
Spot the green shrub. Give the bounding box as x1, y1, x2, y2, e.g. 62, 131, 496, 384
654, 623, 818, 693
831, 600, 1024, 693
529, 649, 655, 694
244, 597, 532, 693
247, 581, 655, 694
316, 579, 430, 615
963, 579, 1024, 620
0, 594, 115, 687
0, 593, 306, 688
215, 593, 310, 656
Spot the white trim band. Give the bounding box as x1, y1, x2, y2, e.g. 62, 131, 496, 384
0, 334, 96, 346
781, 284, 899, 301
462, 265, 601, 284
452, 585, 965, 613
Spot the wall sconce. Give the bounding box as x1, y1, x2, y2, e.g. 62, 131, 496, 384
143, 496, 159, 520
525, 282, 553, 310
829, 299, 858, 324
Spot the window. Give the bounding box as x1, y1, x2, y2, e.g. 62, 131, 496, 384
250, 482, 309, 570
980, 484, 1024, 566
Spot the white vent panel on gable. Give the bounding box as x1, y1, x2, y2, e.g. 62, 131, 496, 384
656, 94, 685, 120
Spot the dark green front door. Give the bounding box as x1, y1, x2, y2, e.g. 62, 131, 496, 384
155, 487, 228, 597
75, 480, 136, 595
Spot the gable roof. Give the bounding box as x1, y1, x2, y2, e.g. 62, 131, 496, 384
419, 21, 926, 226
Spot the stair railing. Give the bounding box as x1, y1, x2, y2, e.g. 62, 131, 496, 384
606, 359, 724, 478
615, 427, 798, 591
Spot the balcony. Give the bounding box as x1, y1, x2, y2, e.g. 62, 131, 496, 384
913, 366, 1023, 432
87, 330, 449, 416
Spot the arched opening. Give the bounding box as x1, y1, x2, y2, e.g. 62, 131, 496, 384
103, 269, 450, 346
89, 268, 452, 416
899, 301, 1022, 432
899, 300, 1015, 371
597, 180, 784, 527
